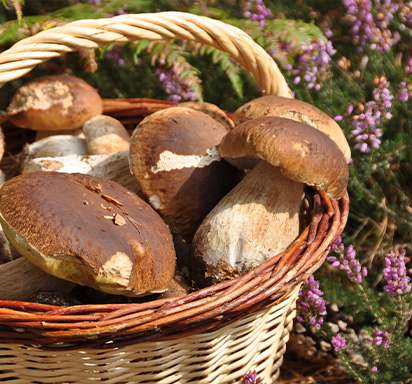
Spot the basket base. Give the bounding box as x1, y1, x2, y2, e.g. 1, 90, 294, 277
0, 285, 300, 384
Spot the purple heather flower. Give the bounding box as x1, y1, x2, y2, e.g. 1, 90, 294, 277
155, 63, 200, 102
104, 45, 126, 67
328, 237, 367, 283
383, 249, 411, 297
297, 276, 326, 330
243, 371, 264, 384
286, 39, 336, 91
398, 81, 409, 102
371, 366, 378, 373
405, 58, 412, 74
342, 0, 400, 52
331, 333, 346, 351
373, 329, 390, 348
348, 76, 393, 152
243, 0, 271, 28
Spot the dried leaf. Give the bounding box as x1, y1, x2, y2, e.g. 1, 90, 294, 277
101, 194, 123, 207
86, 183, 102, 194
114, 214, 126, 227
101, 203, 113, 211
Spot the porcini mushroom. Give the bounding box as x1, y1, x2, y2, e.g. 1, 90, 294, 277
190, 116, 349, 287
233, 95, 351, 163
22, 151, 143, 196
0, 172, 176, 296
129, 107, 239, 239
19, 134, 89, 171
82, 115, 131, 155
173, 101, 235, 131
7, 74, 103, 132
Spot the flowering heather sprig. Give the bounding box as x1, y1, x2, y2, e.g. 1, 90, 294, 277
285, 39, 336, 91
372, 328, 390, 348
398, 81, 409, 102
342, 0, 400, 52
242, 0, 271, 28
155, 63, 200, 102
348, 76, 393, 152
296, 275, 326, 330
327, 237, 368, 283
383, 249, 411, 297
331, 333, 346, 352
243, 371, 265, 384
405, 58, 412, 74
104, 45, 125, 67
399, 2, 412, 27
108, 3, 128, 17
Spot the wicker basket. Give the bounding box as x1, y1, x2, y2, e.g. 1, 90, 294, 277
0, 12, 349, 384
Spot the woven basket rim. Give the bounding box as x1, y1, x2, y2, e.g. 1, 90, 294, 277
0, 12, 349, 348
0, 190, 349, 347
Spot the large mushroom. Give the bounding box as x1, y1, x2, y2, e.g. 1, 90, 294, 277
7, 74, 103, 134
190, 116, 349, 288
173, 101, 235, 131
233, 95, 351, 163
0, 172, 176, 296
129, 107, 239, 239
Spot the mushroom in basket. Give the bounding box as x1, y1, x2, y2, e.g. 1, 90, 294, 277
129, 107, 240, 240
7, 74, 103, 137
189, 116, 349, 288
232, 95, 351, 164
0, 172, 176, 297
173, 101, 235, 131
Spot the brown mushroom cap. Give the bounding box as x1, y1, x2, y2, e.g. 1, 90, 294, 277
7, 74, 103, 131
173, 101, 235, 131
0, 172, 176, 296
82, 115, 131, 155
233, 95, 351, 163
218, 116, 349, 199
129, 107, 239, 238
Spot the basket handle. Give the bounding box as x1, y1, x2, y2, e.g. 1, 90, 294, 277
0, 11, 292, 97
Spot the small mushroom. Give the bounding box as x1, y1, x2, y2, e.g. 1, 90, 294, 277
233, 95, 351, 163
129, 107, 240, 239
190, 116, 349, 287
0, 172, 176, 296
83, 115, 131, 155
173, 101, 235, 131
7, 74, 103, 131
22, 151, 143, 196
19, 134, 89, 171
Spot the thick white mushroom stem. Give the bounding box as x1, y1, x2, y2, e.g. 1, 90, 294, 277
190, 160, 305, 287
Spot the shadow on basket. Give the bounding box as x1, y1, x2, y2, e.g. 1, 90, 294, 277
0, 11, 350, 384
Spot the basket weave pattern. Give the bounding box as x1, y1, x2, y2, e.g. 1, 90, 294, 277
0, 12, 349, 383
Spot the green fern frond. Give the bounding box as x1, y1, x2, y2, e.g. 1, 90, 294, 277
11, 0, 24, 24
199, 45, 244, 98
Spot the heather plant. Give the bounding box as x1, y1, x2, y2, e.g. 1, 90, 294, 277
296, 240, 412, 383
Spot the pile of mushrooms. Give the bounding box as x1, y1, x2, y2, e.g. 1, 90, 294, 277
0, 73, 350, 305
